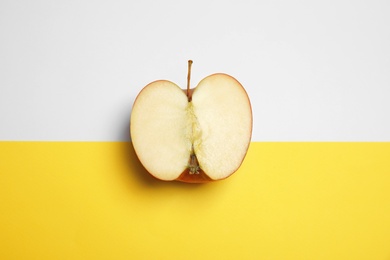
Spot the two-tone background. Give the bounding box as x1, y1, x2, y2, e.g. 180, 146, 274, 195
1, 1, 389, 259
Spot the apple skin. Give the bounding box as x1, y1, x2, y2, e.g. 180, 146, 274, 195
177, 168, 213, 183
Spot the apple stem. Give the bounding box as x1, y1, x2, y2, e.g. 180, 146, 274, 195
187, 60, 193, 101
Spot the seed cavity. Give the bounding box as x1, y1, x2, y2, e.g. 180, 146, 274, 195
188, 151, 200, 174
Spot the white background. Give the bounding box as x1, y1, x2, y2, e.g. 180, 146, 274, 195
1, 0, 389, 141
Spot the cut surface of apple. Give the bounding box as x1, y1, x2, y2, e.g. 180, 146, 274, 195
130, 62, 252, 183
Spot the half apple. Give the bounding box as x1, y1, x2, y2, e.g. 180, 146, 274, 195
130, 61, 252, 183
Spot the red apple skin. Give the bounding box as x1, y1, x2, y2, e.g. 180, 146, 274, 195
176, 169, 213, 183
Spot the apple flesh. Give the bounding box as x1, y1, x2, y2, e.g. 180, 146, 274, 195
130, 63, 252, 183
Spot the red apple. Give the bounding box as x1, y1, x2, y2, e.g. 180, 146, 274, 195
130, 61, 252, 183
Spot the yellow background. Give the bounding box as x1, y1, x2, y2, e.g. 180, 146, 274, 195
1, 142, 389, 259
